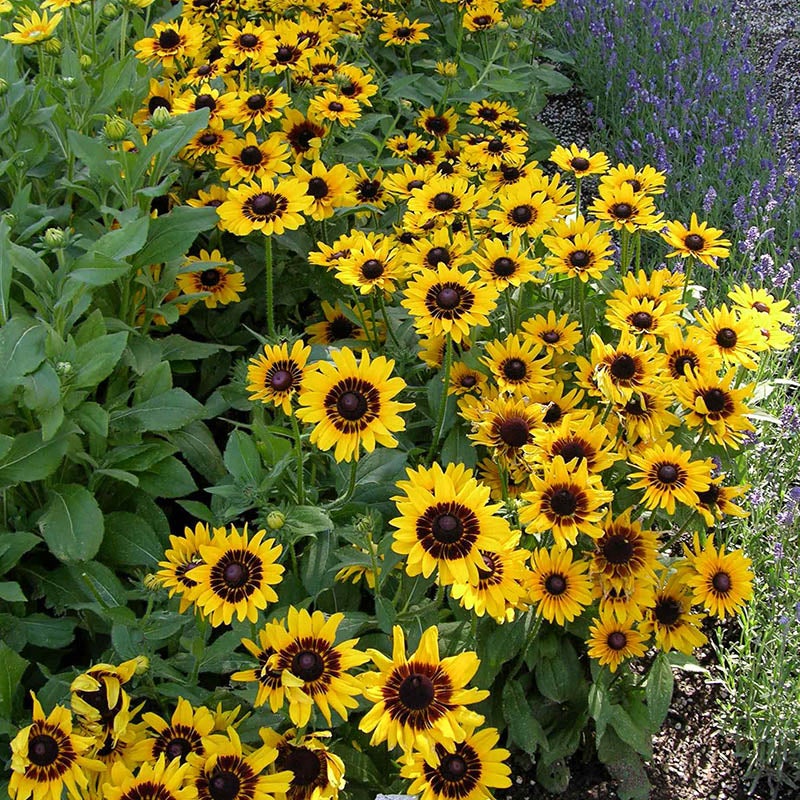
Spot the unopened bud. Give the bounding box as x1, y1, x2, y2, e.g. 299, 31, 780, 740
104, 115, 128, 142
44, 227, 66, 248
497, 20, 509, 29
151, 105, 172, 129
102, 2, 118, 18
507, 39, 518, 50
79, 54, 92, 68
509, 14, 525, 28
44, 37, 61, 55
55, 361, 73, 376
2, 211, 15, 226
267, 511, 285, 530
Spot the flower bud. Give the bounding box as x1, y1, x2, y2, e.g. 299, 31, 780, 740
150, 105, 172, 129
43, 227, 66, 248
266, 511, 285, 530
44, 37, 61, 55
102, 2, 118, 18
509, 13, 525, 28
79, 54, 92, 68
1, 211, 16, 227
104, 115, 128, 142
55, 361, 73, 376
0, 78, 8, 97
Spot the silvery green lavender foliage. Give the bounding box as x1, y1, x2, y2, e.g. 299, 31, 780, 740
551, 0, 800, 293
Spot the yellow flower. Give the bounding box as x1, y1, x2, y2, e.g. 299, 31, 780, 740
3, 10, 62, 45
662, 212, 731, 267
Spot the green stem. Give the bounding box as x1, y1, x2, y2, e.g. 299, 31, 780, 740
427, 334, 453, 465
265, 235, 275, 337
577, 277, 588, 350
504, 289, 516, 334
290, 412, 305, 504
620, 227, 631, 273
681, 259, 694, 305
575, 176, 582, 218
634, 230, 642, 271
378, 293, 401, 349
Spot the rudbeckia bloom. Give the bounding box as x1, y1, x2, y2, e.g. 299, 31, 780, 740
679, 533, 753, 619
402, 265, 498, 344
488, 184, 559, 238
601, 163, 666, 196
550, 143, 610, 177
694, 305, 766, 370
519, 456, 613, 548
589, 182, 663, 232
639, 574, 707, 654
463, 2, 504, 32
3, 9, 61, 45
448, 362, 488, 396
293, 161, 356, 220
467, 394, 545, 469
141, 698, 216, 765
154, 521, 213, 614
390, 461, 513, 586
595, 581, 655, 624
417, 107, 459, 140
231, 89, 291, 131
103, 756, 195, 800
296, 347, 413, 463
134, 19, 204, 68
400, 724, 512, 800
247, 340, 311, 415
542, 223, 614, 282
521, 311, 582, 354
281, 110, 328, 162
590, 510, 660, 591
471, 235, 540, 289
177, 252, 246, 308
10, 695, 101, 800
335, 236, 404, 296
192, 727, 293, 800
258, 607, 369, 726
628, 442, 713, 515
662, 213, 731, 267
217, 178, 313, 237
728, 283, 794, 328
482, 333, 553, 395
215, 133, 291, 185
586, 610, 648, 672
308, 91, 362, 127
661, 328, 722, 380
528, 546, 593, 625
401, 227, 473, 273
188, 524, 284, 626
407, 175, 484, 224
379, 15, 430, 46
220, 21, 272, 65
605, 295, 680, 340
264, 728, 345, 800
359, 625, 488, 755
528, 411, 619, 474
305, 300, 376, 346
693, 477, 749, 527
673, 368, 755, 448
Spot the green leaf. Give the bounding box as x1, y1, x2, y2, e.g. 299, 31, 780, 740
67, 130, 116, 180
39, 484, 105, 563
609, 704, 652, 757
0, 531, 40, 573
597, 729, 651, 800
0, 642, 27, 719
169, 421, 226, 483
68, 560, 127, 608
67, 254, 131, 286
137, 457, 197, 498
535, 638, 583, 703
502, 680, 547, 756
73, 402, 109, 438
302, 531, 334, 597
0, 317, 47, 403
0, 427, 73, 489
92, 215, 150, 260
99, 512, 162, 568
73, 332, 128, 388
0, 218, 12, 324
285, 506, 334, 538
21, 613, 77, 648
646, 652, 674, 730
0, 581, 25, 602
22, 364, 60, 411
224, 430, 263, 484
111, 388, 205, 433
132, 207, 218, 269
160, 334, 238, 361
134, 361, 172, 403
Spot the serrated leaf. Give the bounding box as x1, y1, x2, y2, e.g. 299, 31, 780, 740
73, 332, 128, 388
39, 484, 104, 563
99, 512, 162, 567
502, 680, 547, 755
111, 388, 205, 433
646, 652, 674, 730
0, 642, 27, 719
0, 428, 72, 490
21, 613, 77, 648
0, 581, 25, 602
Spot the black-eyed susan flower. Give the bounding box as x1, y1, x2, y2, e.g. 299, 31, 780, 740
482, 333, 553, 395
104, 756, 195, 800
390, 462, 513, 586
231, 630, 286, 713
694, 305, 766, 370
679, 533, 753, 619
519, 456, 613, 548
550, 143, 610, 177
417, 107, 459, 140
384, 163, 435, 199
263, 728, 346, 800
467, 394, 545, 469
177, 253, 246, 309
231, 88, 291, 131
3, 9, 61, 44
220, 21, 272, 65
359, 625, 487, 755
590, 510, 660, 591
182, 127, 237, 162
448, 362, 488, 396
308, 91, 362, 127
305, 300, 377, 346
402, 265, 498, 344
293, 161, 356, 220
629, 442, 713, 515
296, 347, 413, 463
661, 328, 722, 380
10, 695, 102, 800
154, 521, 214, 614
589, 182, 663, 232
639, 574, 707, 654
330, 63, 378, 106
586, 610, 647, 672
673, 368, 754, 448
482, 160, 539, 191
216, 132, 292, 185
528, 546, 593, 625
260, 607, 369, 727
693, 477, 749, 527
532, 382, 587, 427
188, 524, 284, 626
528, 411, 620, 474
335, 236, 404, 295
134, 20, 204, 68
527, 170, 576, 215
472, 235, 540, 290
400, 723, 512, 800
379, 14, 430, 45
133, 79, 173, 128
141, 698, 216, 765
488, 184, 559, 238
605, 295, 681, 340
401, 227, 473, 273
352, 165, 389, 209
542, 219, 614, 282
728, 283, 794, 328
601, 163, 666, 196
258, 29, 309, 73
467, 99, 517, 129
521, 311, 582, 354
595, 581, 655, 624
217, 178, 313, 236
281, 109, 328, 162
247, 340, 311, 415
407, 175, 484, 225
192, 726, 293, 800
608, 391, 681, 449
662, 213, 731, 267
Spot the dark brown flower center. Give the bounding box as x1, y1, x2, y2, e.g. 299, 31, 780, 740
569, 249, 590, 268
284, 747, 321, 786
407, 179, 424, 190
275, 45, 294, 62
251, 193, 278, 215
329, 316, 355, 340
498, 418, 529, 447
607, 631, 627, 650
571, 156, 590, 171
223, 562, 248, 587
712, 571, 731, 593
460, 374, 477, 388
753, 301, 769, 313
427, 247, 450, 266
510, 205, 533, 224
270, 369, 293, 391
209, 771, 241, 800
395, 26, 412, 38
696, 484, 720, 506
292, 651, 325, 681
703, 388, 727, 413
433, 192, 456, 212
549, 488, 577, 517
398, 673, 435, 709
246, 93, 267, 110
544, 574, 567, 595
432, 513, 462, 543
440, 754, 468, 780
199, 132, 219, 146
28, 734, 59, 766
158, 29, 181, 49
716, 327, 737, 348
492, 257, 516, 276
426, 116, 448, 135
166, 737, 193, 762
328, 101, 344, 112
501, 165, 521, 181
654, 597, 682, 626
148, 96, 171, 114
684, 233, 705, 251
610, 353, 637, 380
200, 269, 221, 287
631, 311, 653, 329
307, 177, 328, 198
656, 464, 679, 484
361, 259, 384, 279
542, 330, 560, 344
626, 179, 642, 192
612, 202, 632, 219
557, 440, 587, 463
602, 535, 634, 564
503, 358, 527, 381
195, 93, 216, 111
673, 353, 698, 376
239, 33, 259, 48
436, 287, 460, 309
337, 391, 368, 420
487, 139, 504, 153
240, 145, 263, 166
